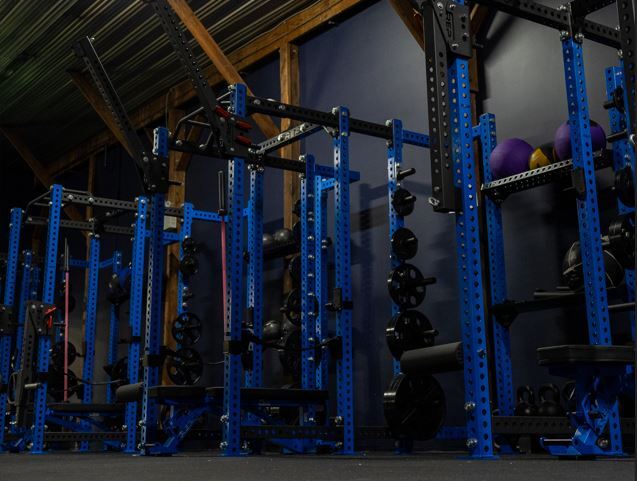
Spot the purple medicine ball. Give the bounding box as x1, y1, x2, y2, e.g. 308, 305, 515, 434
553, 120, 606, 161
489, 138, 534, 180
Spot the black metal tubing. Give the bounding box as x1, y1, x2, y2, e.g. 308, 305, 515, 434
24, 216, 134, 236
475, 0, 621, 48
255, 122, 324, 155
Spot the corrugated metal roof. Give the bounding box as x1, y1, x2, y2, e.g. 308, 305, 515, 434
0, 0, 320, 164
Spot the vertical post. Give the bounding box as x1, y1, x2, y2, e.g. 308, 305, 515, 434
562, 36, 622, 453
480, 113, 514, 416
301, 154, 317, 392
222, 83, 246, 456
0, 208, 23, 449
333, 106, 354, 454
315, 180, 328, 390
387, 120, 404, 375
449, 56, 495, 457
177, 202, 194, 330
15, 251, 33, 367
80, 235, 100, 451
140, 145, 167, 456
605, 65, 635, 339
106, 251, 123, 404
125, 196, 148, 453
32, 184, 63, 454
245, 167, 264, 388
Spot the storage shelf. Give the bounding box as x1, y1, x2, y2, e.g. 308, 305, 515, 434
482, 149, 612, 201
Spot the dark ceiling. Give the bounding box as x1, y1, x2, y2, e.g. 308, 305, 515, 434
0, 0, 320, 167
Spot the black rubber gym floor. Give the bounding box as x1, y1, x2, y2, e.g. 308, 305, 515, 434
0, 452, 633, 481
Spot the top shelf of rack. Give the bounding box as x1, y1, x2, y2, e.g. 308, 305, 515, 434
481, 149, 613, 201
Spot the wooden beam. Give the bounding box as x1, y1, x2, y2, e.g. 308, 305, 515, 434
0, 126, 84, 222
280, 43, 301, 231
389, 0, 423, 48
69, 71, 138, 159
162, 107, 186, 385
48, 0, 369, 178
167, 0, 279, 140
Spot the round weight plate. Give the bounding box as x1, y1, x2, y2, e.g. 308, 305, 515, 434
385, 310, 436, 360
387, 264, 428, 309
167, 348, 203, 386
182, 237, 199, 254
615, 166, 635, 207
392, 188, 416, 216
383, 373, 446, 440
107, 272, 131, 305
278, 329, 301, 379
288, 255, 301, 284
50, 341, 77, 370
391, 227, 419, 260
171, 312, 202, 346
179, 255, 199, 277
48, 367, 81, 402
608, 213, 635, 268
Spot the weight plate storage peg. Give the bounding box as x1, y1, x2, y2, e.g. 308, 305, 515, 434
167, 347, 204, 385
385, 310, 437, 360
391, 227, 419, 260
171, 312, 202, 346
391, 188, 416, 216
383, 373, 446, 440
387, 264, 435, 309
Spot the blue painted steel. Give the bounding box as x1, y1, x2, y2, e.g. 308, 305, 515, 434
449, 56, 495, 458
333, 107, 354, 454
163, 231, 180, 244
301, 154, 317, 392
315, 165, 360, 182
32, 184, 63, 453
125, 196, 148, 453
387, 120, 405, 376
100, 257, 115, 270
192, 209, 224, 222
69, 259, 89, 269
0, 208, 23, 449
222, 83, 246, 456
14, 251, 33, 368
177, 203, 193, 328
106, 251, 123, 404
79, 235, 101, 451
30, 266, 40, 300
606, 65, 636, 342
315, 180, 328, 390
562, 38, 622, 453
245, 167, 264, 388
480, 113, 514, 416
402, 129, 430, 147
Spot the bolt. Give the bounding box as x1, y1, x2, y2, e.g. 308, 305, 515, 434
596, 437, 610, 449
558, 4, 567, 10
466, 438, 478, 449
334, 416, 344, 425
464, 401, 476, 412
560, 30, 570, 40
477, 348, 486, 358
220, 441, 228, 450
220, 414, 229, 424
199, 144, 206, 151
575, 33, 584, 42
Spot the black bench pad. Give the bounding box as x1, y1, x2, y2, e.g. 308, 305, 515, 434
115, 382, 143, 403
206, 387, 328, 403
148, 385, 206, 401
538, 345, 634, 366
48, 403, 124, 413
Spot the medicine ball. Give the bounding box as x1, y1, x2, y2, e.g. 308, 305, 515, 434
561, 241, 624, 290
553, 120, 607, 161
273, 228, 293, 244
529, 142, 557, 170
489, 138, 533, 180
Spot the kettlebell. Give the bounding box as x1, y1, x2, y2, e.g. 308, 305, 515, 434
537, 384, 564, 417
514, 385, 537, 416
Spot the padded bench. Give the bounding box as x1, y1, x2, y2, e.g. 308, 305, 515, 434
537, 345, 634, 366
48, 402, 125, 413
115, 383, 205, 403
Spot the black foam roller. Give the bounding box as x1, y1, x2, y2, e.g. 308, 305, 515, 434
400, 341, 463, 375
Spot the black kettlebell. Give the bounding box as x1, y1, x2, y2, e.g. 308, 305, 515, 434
537, 384, 564, 417
514, 385, 538, 416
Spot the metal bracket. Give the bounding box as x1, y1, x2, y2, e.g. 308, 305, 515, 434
571, 167, 587, 199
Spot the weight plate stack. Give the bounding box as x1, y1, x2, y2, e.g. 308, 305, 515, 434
385, 310, 436, 360
387, 264, 433, 309
391, 227, 419, 261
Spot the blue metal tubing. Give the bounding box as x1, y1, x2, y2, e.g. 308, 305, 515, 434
222, 83, 247, 456
315, 180, 328, 390
561, 38, 622, 452
0, 208, 23, 449
479, 113, 514, 416
124, 196, 149, 453
449, 56, 495, 458
31, 184, 63, 454
333, 107, 355, 454
106, 252, 123, 404
387, 120, 405, 376
79, 235, 101, 451
605, 65, 635, 340
245, 167, 264, 388
176, 203, 194, 348
14, 251, 33, 369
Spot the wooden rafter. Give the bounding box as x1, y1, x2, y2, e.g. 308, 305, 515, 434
0, 126, 83, 222
389, 0, 423, 47
48, 0, 370, 178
